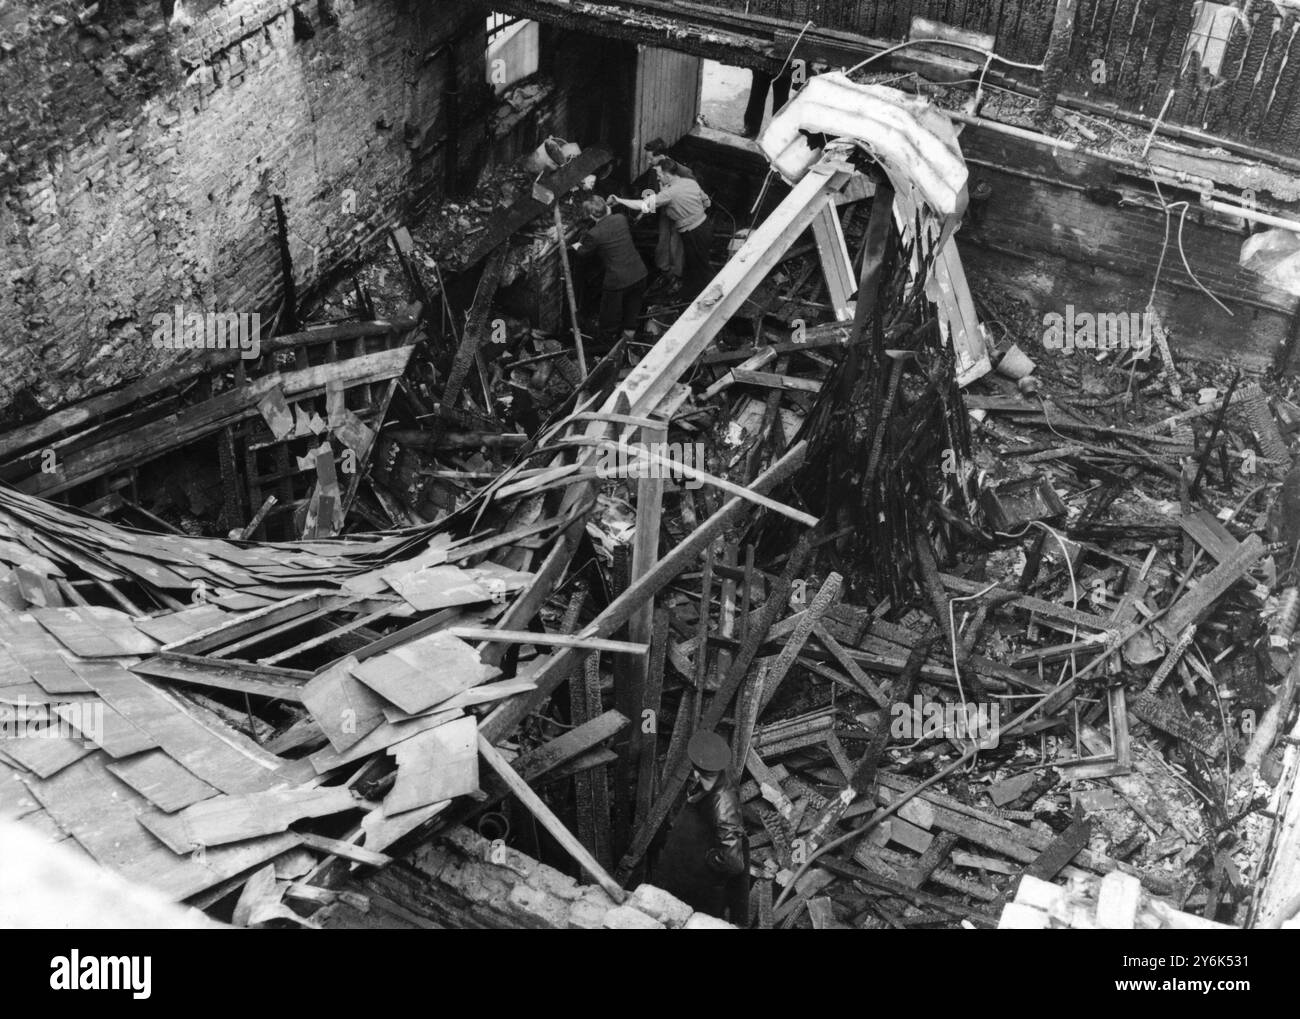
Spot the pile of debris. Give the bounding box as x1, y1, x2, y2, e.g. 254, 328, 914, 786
2, 75, 1299, 932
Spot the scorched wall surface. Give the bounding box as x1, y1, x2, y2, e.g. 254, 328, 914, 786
0, 0, 486, 418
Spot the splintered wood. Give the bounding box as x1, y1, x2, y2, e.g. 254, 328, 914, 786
0, 102, 1296, 937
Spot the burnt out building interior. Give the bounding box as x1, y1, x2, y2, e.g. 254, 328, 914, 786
2, 0, 1300, 935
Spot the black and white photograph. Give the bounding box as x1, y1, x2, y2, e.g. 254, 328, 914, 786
0, 0, 1296, 980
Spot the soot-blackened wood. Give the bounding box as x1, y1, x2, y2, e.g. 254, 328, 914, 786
272, 195, 298, 334
442, 245, 508, 409
452, 147, 611, 271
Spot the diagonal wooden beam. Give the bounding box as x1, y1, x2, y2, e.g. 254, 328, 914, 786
809, 197, 856, 321
442, 244, 508, 409
478, 732, 625, 901
610, 161, 852, 420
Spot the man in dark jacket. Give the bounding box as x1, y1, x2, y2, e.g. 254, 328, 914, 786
653, 731, 750, 925
571, 195, 647, 346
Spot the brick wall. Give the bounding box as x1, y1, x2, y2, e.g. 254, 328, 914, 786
322, 825, 737, 930
0, 0, 487, 418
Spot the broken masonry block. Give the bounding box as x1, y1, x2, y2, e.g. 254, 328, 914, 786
567, 892, 613, 930
1095, 871, 1143, 930
529, 862, 584, 901
442, 824, 492, 860
507, 883, 570, 928
602, 905, 666, 930
683, 912, 737, 930
629, 884, 693, 928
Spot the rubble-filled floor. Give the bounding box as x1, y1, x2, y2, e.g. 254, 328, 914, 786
3, 62, 1300, 936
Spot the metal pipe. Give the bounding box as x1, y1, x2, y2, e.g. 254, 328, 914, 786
478, 811, 511, 842
948, 108, 1300, 234
1203, 197, 1300, 235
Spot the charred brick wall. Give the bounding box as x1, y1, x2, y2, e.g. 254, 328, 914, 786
0, 0, 487, 418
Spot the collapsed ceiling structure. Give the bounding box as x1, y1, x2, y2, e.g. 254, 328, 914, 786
2, 0, 1300, 937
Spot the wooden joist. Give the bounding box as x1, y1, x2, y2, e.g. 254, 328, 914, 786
21, 346, 414, 497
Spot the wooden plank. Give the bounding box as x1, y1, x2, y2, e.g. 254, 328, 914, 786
133, 604, 229, 645
443, 245, 508, 408
1158, 534, 1264, 638
758, 573, 842, 713
162, 590, 331, 656
447, 626, 647, 656
106, 749, 219, 813
809, 196, 856, 321
351, 631, 499, 715
23, 347, 414, 497
209, 594, 359, 659
941, 573, 1112, 631
25, 751, 298, 901
728, 368, 824, 393
385, 565, 491, 611
259, 604, 401, 667
297, 831, 393, 867
633, 610, 669, 835
0, 317, 417, 460
145, 786, 359, 851
0, 758, 41, 819
1024, 810, 1092, 881
131, 652, 310, 701
308, 709, 463, 774
746, 747, 795, 818
0, 726, 94, 777
0, 616, 91, 694
301, 655, 388, 753
75, 660, 283, 794
1178, 510, 1241, 563
384, 716, 479, 814
30, 606, 159, 657
49, 690, 157, 759
514, 710, 629, 782
570, 652, 612, 867
565, 435, 819, 528
812, 621, 889, 707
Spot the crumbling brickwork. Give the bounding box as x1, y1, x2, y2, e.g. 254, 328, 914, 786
0, 0, 486, 417
324, 826, 737, 930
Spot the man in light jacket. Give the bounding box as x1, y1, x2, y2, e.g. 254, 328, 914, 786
613, 158, 714, 299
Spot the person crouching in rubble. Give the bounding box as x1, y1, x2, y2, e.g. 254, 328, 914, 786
570, 195, 648, 349
612, 158, 714, 300
653, 731, 750, 926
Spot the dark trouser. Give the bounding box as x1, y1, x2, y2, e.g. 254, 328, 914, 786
679, 218, 714, 298
744, 66, 793, 135
654, 802, 751, 926
598, 276, 647, 341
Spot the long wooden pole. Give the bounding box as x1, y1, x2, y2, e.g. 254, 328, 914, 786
477, 733, 624, 902
554, 203, 588, 378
